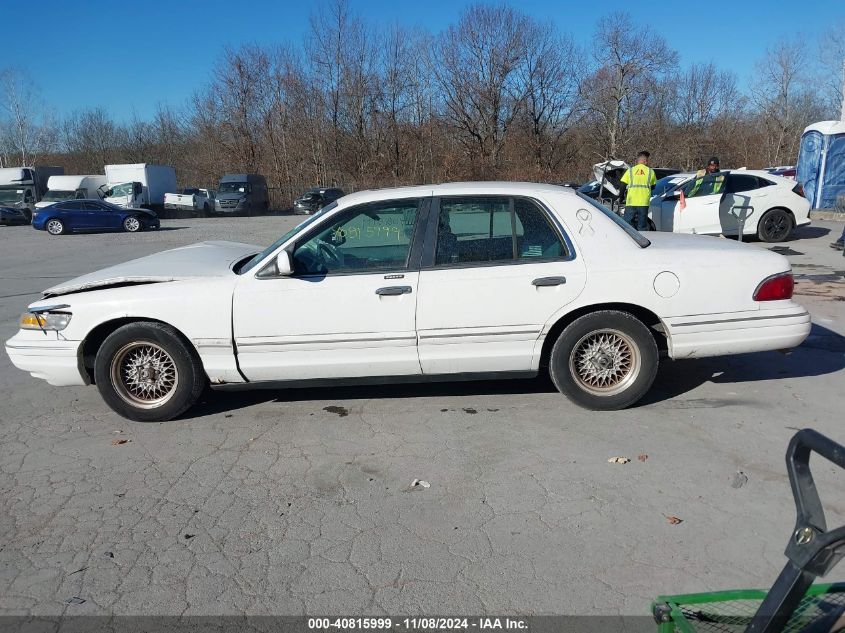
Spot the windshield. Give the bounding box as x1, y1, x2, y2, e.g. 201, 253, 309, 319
575, 192, 650, 248
0, 189, 24, 203
652, 176, 685, 198
219, 182, 250, 195
43, 190, 76, 202
237, 201, 338, 274
108, 182, 134, 197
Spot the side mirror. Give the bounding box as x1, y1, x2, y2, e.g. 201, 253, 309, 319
276, 250, 293, 276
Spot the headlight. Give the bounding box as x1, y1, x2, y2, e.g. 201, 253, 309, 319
20, 311, 72, 331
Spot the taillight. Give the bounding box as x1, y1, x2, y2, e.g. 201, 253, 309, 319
792, 183, 804, 197
753, 272, 794, 301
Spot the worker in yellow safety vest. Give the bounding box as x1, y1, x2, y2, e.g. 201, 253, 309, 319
620, 150, 657, 230
688, 156, 725, 197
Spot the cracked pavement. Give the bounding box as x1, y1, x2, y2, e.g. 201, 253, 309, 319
1, 217, 844, 616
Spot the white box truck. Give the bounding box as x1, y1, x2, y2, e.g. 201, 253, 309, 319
102, 164, 177, 213
35, 175, 108, 210
0, 166, 65, 219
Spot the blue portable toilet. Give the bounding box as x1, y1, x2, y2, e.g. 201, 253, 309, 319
797, 120, 845, 210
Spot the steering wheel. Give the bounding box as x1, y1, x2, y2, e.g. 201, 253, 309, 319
316, 239, 342, 269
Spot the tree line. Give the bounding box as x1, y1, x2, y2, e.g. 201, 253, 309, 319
1, 1, 843, 208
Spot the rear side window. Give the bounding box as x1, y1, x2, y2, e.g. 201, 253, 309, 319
434, 197, 567, 266
61, 201, 85, 210
726, 174, 763, 194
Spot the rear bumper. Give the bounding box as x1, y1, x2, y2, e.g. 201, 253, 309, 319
665, 302, 811, 359
5, 333, 87, 386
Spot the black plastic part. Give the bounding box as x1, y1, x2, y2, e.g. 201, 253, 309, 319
745, 429, 845, 633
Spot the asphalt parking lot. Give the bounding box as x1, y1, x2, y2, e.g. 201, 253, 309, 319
1, 217, 844, 616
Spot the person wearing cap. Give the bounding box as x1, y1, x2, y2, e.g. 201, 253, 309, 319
689, 157, 726, 197
620, 150, 657, 231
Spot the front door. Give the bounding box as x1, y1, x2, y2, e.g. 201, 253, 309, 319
416, 196, 586, 375
232, 198, 426, 382
660, 175, 725, 235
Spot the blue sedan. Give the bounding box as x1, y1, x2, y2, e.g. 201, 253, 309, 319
32, 199, 160, 235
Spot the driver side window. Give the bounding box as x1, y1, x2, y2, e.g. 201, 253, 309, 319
292, 199, 419, 275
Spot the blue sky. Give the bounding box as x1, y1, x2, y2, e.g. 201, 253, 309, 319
3, 0, 843, 121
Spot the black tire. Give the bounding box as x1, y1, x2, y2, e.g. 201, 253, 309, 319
757, 208, 793, 243
45, 218, 65, 235
94, 322, 206, 422
549, 310, 659, 410
202, 203, 210, 217
123, 216, 142, 232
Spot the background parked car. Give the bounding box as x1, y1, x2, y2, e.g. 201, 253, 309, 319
32, 199, 160, 235
214, 174, 269, 216
293, 187, 345, 215
164, 188, 216, 216
648, 170, 810, 242
0, 206, 32, 226
579, 163, 680, 205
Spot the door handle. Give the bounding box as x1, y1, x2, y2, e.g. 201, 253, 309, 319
532, 276, 567, 287
376, 286, 412, 296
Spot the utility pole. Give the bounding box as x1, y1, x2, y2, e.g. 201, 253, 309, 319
841, 59, 845, 122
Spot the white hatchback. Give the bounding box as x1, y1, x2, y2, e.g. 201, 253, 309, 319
6, 182, 811, 421
648, 170, 811, 242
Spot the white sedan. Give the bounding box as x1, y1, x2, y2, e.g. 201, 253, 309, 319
5, 182, 811, 421
648, 170, 810, 242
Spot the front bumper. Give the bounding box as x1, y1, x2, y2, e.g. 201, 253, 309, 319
664, 302, 811, 359
5, 332, 87, 386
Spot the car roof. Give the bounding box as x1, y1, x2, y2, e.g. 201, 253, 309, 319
338, 181, 579, 206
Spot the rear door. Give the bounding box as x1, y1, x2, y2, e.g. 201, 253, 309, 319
415, 196, 586, 374
720, 174, 771, 235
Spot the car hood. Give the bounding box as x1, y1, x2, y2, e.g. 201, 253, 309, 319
217, 194, 246, 201
41, 240, 261, 298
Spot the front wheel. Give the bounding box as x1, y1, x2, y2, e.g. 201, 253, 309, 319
757, 209, 792, 243
123, 216, 142, 232
94, 322, 206, 421
46, 218, 65, 235
549, 310, 659, 410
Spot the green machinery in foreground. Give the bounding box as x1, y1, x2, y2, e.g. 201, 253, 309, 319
652, 429, 845, 633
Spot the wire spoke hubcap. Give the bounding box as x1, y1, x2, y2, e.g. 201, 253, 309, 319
569, 329, 641, 396
110, 341, 178, 409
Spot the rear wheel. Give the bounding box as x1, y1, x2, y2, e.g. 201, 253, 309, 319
94, 322, 206, 422
123, 216, 142, 232
46, 218, 65, 235
757, 208, 792, 242
549, 310, 659, 410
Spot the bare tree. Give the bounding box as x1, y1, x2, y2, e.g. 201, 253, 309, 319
670, 63, 742, 169
0, 68, 57, 166
818, 21, 845, 119
432, 4, 531, 176
586, 12, 677, 160
752, 40, 826, 165
61, 107, 124, 172
518, 25, 584, 175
